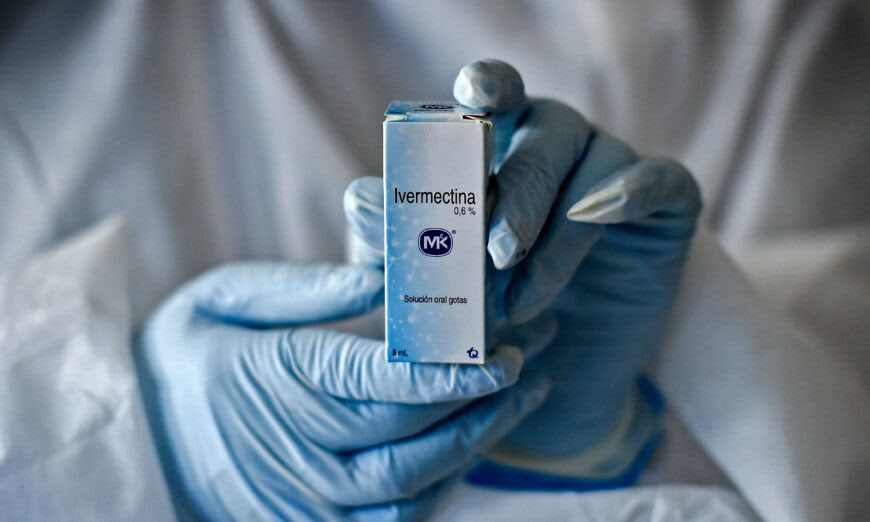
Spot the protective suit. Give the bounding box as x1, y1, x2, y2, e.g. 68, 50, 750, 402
1, 1, 868, 520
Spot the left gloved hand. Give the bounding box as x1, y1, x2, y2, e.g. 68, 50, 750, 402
137, 261, 549, 520
345, 60, 701, 488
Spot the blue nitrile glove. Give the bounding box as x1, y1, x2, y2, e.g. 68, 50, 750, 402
136, 261, 550, 520
344, 59, 701, 489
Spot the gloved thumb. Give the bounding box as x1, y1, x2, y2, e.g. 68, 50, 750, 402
453, 59, 529, 167
192, 261, 384, 326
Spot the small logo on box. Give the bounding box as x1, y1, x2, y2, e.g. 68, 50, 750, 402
418, 228, 453, 256
466, 347, 479, 359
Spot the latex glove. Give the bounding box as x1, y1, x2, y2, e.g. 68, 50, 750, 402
344, 60, 701, 487
136, 261, 550, 520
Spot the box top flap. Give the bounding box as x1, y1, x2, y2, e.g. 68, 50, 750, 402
385, 101, 488, 122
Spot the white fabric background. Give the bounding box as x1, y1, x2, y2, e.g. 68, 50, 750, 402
0, 220, 174, 520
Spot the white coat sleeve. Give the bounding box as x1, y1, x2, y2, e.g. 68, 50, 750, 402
654, 226, 870, 522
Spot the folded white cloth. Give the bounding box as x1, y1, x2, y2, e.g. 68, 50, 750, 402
0, 219, 174, 520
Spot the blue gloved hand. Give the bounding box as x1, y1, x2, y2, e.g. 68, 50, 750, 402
137, 261, 550, 520
345, 60, 701, 488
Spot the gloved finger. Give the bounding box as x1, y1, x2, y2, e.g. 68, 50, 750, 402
486, 98, 595, 270
217, 326, 472, 454
566, 156, 702, 224
192, 261, 384, 326
286, 328, 526, 403
291, 395, 470, 452
453, 59, 525, 113
291, 314, 557, 451
504, 140, 702, 324
312, 375, 551, 506
453, 59, 529, 166
502, 131, 638, 323
344, 176, 385, 257
347, 477, 454, 522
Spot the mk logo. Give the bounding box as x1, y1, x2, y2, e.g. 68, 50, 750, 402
418, 228, 453, 256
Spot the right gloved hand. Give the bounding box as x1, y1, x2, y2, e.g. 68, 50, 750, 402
345, 59, 701, 488
137, 261, 550, 520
